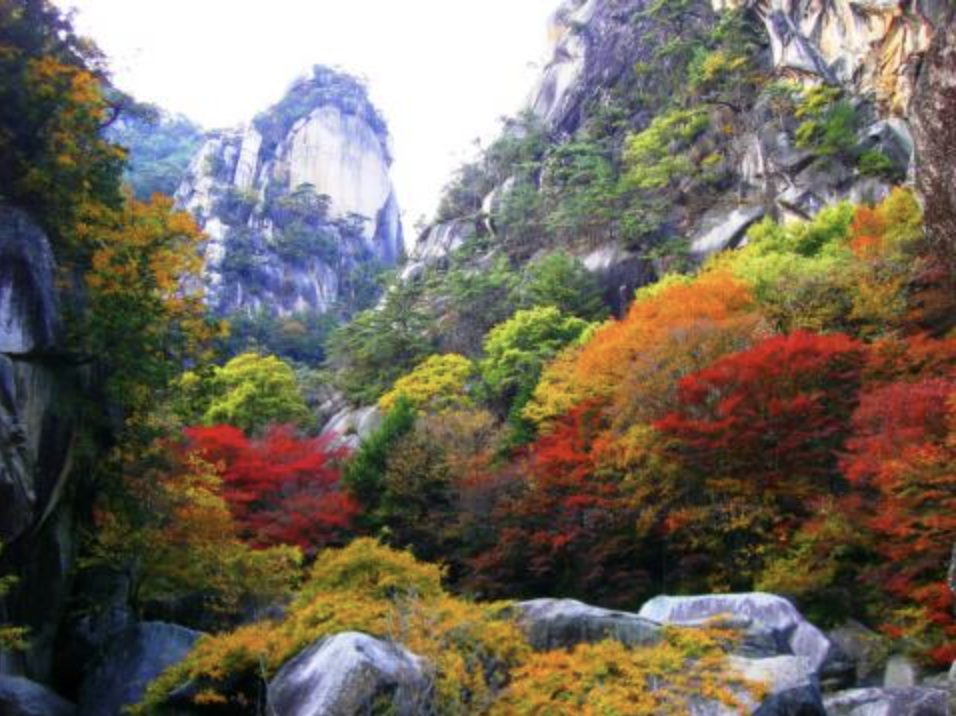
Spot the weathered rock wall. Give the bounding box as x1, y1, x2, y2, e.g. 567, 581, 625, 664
0, 205, 87, 682
176, 66, 403, 319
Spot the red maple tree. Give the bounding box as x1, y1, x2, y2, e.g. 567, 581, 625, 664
467, 404, 649, 606
185, 425, 357, 551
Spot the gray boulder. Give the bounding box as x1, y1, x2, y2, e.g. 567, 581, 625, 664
719, 655, 825, 716
0, 676, 75, 716
267, 632, 432, 716
948, 660, 956, 715
824, 687, 947, 715
883, 654, 921, 688
691, 203, 766, 257
638, 593, 835, 674
827, 620, 890, 687
319, 404, 382, 450
513, 598, 661, 651
77, 622, 202, 716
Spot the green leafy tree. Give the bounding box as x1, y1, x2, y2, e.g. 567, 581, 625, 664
480, 307, 593, 414
520, 253, 608, 321
178, 353, 312, 434
326, 282, 433, 403
794, 86, 860, 160
440, 254, 519, 355
342, 398, 416, 532
541, 139, 621, 242
623, 109, 710, 191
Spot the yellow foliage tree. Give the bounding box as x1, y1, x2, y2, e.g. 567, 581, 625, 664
84, 195, 222, 415
379, 353, 475, 414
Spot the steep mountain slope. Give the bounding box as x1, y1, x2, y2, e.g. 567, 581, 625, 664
403, 0, 946, 318
176, 66, 403, 334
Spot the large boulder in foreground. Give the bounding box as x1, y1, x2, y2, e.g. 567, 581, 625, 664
267, 632, 432, 716
514, 598, 662, 651
824, 687, 947, 715
77, 622, 201, 716
0, 676, 75, 716
639, 593, 835, 674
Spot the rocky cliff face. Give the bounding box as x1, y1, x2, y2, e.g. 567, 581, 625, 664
407, 0, 951, 312
716, 0, 948, 114
0, 205, 86, 681
911, 8, 956, 269
176, 66, 403, 320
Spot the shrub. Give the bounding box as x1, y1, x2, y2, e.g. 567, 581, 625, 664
135, 540, 529, 715
623, 109, 710, 190
491, 627, 760, 715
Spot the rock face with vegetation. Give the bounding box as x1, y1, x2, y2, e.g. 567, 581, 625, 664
175, 66, 402, 354
2, 0, 956, 714
0, 204, 85, 681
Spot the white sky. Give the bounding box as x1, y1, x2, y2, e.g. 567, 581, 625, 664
59, 0, 558, 229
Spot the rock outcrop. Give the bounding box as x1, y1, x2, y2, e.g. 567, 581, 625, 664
267, 632, 432, 716
717, 0, 949, 114
528, 0, 716, 136
76, 622, 201, 716
427, 0, 932, 314
0, 205, 85, 681
0, 676, 76, 716
319, 403, 382, 450
910, 10, 956, 271
400, 219, 477, 283
824, 686, 948, 715
639, 592, 836, 674
514, 598, 662, 651
176, 66, 403, 320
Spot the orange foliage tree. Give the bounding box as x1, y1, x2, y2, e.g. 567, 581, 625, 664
84, 195, 221, 414
525, 271, 759, 428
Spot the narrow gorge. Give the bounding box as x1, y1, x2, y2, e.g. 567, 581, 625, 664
1, 0, 955, 714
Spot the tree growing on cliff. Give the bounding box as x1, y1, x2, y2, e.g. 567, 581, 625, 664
0, 0, 128, 249
519, 252, 608, 321
342, 397, 416, 532
326, 281, 433, 403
